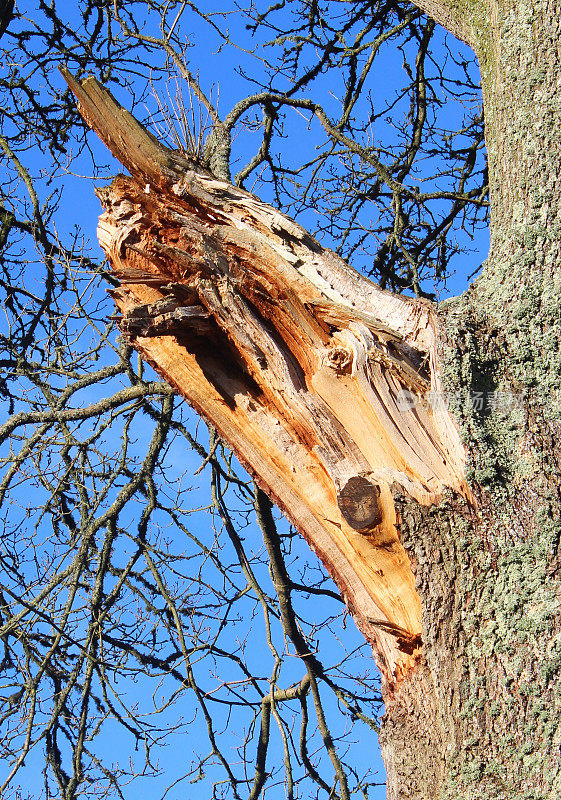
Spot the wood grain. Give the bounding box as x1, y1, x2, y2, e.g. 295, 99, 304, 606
62, 71, 471, 685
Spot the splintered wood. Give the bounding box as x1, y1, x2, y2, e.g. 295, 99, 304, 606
63, 70, 469, 683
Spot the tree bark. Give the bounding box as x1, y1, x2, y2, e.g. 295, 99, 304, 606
377, 0, 561, 797
62, 0, 561, 788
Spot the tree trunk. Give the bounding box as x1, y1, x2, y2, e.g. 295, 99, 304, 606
377, 0, 561, 797
62, 0, 561, 788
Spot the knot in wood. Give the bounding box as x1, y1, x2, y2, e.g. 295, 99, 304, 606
325, 346, 353, 374
337, 477, 382, 531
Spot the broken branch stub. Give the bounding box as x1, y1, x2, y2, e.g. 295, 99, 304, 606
63, 71, 469, 684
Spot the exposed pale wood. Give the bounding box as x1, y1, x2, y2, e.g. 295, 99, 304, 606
63, 73, 470, 684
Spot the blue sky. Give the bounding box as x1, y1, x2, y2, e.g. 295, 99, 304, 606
0, 2, 489, 797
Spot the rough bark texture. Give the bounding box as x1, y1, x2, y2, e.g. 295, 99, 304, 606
62, 0, 561, 791
378, 0, 561, 797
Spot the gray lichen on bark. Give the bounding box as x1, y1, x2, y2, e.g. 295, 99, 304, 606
377, 0, 561, 795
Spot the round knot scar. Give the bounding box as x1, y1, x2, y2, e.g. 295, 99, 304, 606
337, 477, 382, 531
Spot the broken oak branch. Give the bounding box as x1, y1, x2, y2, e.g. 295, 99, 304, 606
62, 69, 469, 684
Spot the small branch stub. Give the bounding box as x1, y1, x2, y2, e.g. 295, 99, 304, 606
337, 477, 382, 531
325, 345, 353, 374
